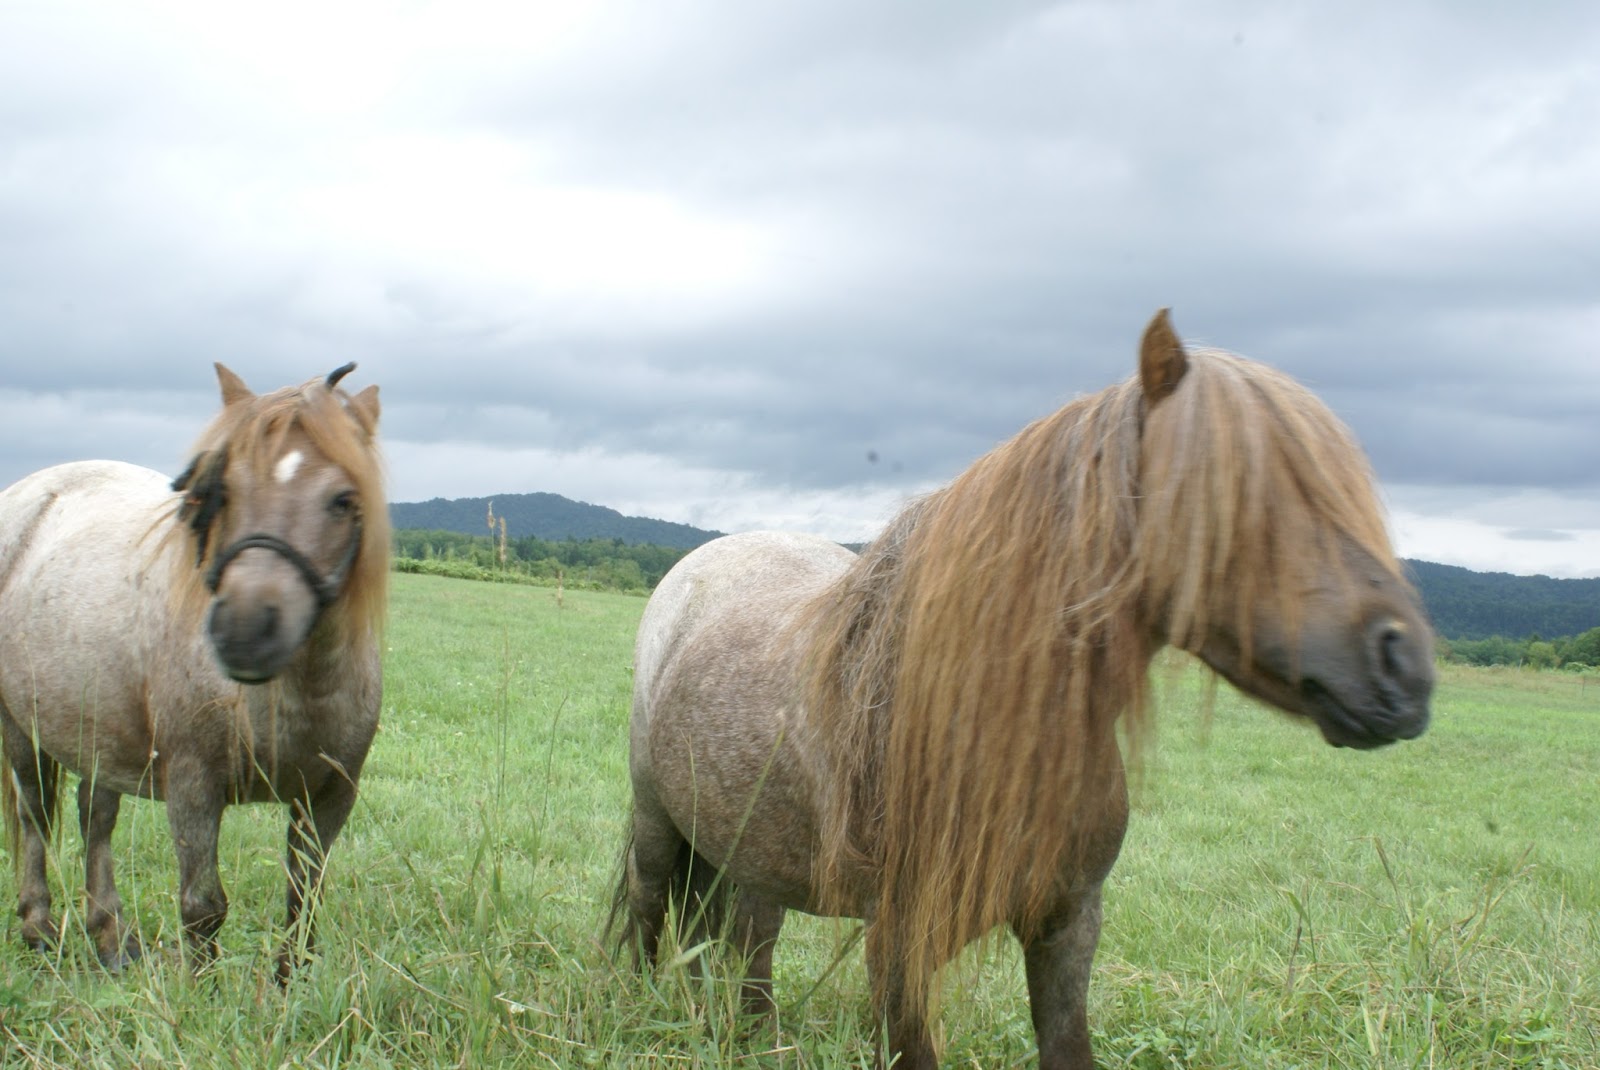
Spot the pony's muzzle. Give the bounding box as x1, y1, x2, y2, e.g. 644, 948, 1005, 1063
208, 597, 286, 682
1366, 616, 1433, 740
206, 556, 319, 682
1304, 615, 1433, 749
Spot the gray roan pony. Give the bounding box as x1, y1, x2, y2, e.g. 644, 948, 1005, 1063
613, 310, 1434, 1069
0, 363, 388, 979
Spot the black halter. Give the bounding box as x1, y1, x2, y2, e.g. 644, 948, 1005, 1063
204, 520, 363, 611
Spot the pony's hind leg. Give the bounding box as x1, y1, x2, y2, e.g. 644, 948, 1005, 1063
1014, 883, 1105, 1070
78, 779, 141, 970
731, 891, 785, 1022
621, 796, 687, 969
3, 716, 62, 953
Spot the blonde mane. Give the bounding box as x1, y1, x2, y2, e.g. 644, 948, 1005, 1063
165, 376, 389, 639
802, 347, 1399, 1019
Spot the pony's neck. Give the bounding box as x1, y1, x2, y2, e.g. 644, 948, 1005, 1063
279, 610, 360, 699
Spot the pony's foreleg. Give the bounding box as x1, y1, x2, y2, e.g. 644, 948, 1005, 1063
732, 892, 785, 1022
1014, 883, 1105, 1070
166, 769, 228, 972
3, 722, 61, 953
865, 921, 938, 1070
277, 773, 358, 984
78, 779, 141, 970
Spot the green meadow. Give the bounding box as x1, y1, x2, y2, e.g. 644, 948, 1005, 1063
2, 573, 1597, 1068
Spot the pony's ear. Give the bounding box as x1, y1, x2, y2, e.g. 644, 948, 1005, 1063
1138, 308, 1187, 405
346, 384, 381, 437
214, 363, 254, 407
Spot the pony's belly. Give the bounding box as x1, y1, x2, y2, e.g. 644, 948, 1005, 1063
63, 761, 160, 799
646, 716, 837, 914
692, 822, 822, 914
653, 765, 872, 917
712, 812, 822, 912
1, 682, 160, 794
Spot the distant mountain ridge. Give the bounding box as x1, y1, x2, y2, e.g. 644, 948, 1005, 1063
389, 492, 723, 550
1403, 559, 1600, 641
388, 493, 1600, 639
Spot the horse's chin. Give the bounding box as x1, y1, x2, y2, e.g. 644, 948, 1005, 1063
211, 644, 296, 683
1309, 710, 1401, 750
220, 664, 279, 685
208, 639, 300, 683
1198, 643, 1427, 750
1300, 679, 1424, 750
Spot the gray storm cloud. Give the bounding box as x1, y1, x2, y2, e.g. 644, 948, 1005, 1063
1, 0, 1597, 572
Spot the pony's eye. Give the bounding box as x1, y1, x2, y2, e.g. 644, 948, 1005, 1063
328, 491, 357, 518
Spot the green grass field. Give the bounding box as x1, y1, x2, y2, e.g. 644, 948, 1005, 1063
3, 573, 1597, 1067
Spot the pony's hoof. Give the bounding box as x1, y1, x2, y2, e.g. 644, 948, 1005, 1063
99, 938, 144, 974
182, 937, 222, 979
21, 919, 61, 955
274, 949, 314, 987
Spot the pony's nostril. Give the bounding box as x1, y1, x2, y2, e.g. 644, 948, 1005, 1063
1373, 620, 1412, 681
206, 598, 230, 640
253, 604, 280, 643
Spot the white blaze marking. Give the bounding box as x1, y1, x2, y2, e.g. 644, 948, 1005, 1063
274, 450, 304, 484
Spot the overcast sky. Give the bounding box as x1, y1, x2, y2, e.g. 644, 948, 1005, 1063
2, 1, 1597, 577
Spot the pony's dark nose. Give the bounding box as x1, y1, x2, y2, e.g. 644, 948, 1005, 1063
211, 597, 280, 643
207, 597, 288, 682
250, 603, 281, 644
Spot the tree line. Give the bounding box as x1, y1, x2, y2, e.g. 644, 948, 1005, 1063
390, 493, 719, 550
1404, 560, 1600, 669
1438, 628, 1600, 670
1406, 559, 1600, 640
392, 529, 690, 593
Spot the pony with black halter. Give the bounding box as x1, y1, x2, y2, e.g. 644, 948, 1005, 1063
0, 362, 387, 977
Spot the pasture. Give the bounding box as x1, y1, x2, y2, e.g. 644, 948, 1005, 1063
2, 572, 1596, 1068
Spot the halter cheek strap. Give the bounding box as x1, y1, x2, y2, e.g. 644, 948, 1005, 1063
205, 519, 363, 612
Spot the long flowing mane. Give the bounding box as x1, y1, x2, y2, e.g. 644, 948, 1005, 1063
802, 347, 1399, 1018
165, 377, 389, 638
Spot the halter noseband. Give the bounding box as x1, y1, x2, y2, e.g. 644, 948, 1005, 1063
204, 521, 363, 612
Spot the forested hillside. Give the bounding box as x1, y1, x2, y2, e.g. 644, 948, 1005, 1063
392, 528, 689, 592
389, 493, 1600, 642
390, 492, 722, 549
1405, 560, 1600, 641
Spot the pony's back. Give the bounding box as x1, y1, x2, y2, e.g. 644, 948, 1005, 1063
633, 530, 856, 731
